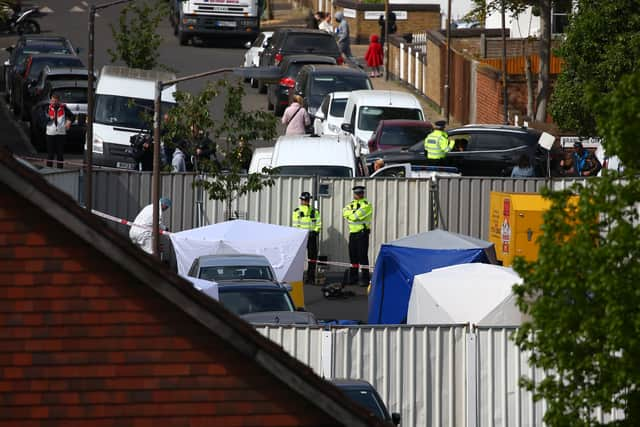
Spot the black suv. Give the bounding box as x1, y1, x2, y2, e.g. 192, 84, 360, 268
267, 54, 336, 116
365, 125, 552, 177
294, 64, 372, 117
258, 28, 342, 92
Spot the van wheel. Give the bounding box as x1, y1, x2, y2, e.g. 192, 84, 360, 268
178, 30, 189, 46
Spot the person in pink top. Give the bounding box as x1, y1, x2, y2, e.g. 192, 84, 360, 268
282, 94, 311, 135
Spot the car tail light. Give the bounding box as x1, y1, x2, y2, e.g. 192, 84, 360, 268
279, 77, 295, 88
274, 53, 283, 64
368, 140, 376, 152
336, 56, 344, 65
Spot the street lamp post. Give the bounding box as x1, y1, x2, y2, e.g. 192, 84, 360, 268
85, 0, 131, 211
150, 66, 279, 257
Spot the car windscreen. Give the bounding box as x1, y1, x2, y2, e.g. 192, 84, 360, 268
28, 57, 84, 80
199, 265, 274, 282
310, 75, 371, 96
284, 63, 305, 78
380, 125, 431, 146
218, 288, 294, 315
341, 389, 388, 420
358, 106, 423, 132
22, 42, 73, 55
275, 165, 353, 177
94, 94, 174, 129
51, 87, 87, 104
330, 98, 348, 117
283, 35, 338, 53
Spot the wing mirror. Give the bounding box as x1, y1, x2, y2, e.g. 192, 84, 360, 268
244, 41, 252, 49
341, 123, 353, 133
314, 110, 325, 121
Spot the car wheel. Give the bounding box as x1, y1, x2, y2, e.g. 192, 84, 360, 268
17, 19, 40, 35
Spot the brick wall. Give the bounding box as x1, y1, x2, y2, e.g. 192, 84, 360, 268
0, 191, 335, 426
475, 65, 504, 124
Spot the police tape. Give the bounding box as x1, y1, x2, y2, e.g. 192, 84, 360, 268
91, 209, 172, 235
307, 258, 374, 271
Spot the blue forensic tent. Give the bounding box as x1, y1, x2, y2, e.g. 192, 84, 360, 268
367, 229, 497, 324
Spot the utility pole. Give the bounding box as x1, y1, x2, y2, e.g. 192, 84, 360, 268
443, 0, 452, 123
501, 0, 509, 124
85, 0, 131, 210
384, 0, 389, 81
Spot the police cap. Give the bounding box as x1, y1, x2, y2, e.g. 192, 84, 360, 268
435, 120, 447, 129
299, 191, 312, 200
352, 185, 366, 194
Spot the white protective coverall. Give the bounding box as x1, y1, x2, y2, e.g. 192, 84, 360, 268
129, 203, 167, 254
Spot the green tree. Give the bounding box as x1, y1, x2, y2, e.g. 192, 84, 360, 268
108, 0, 168, 70
164, 81, 278, 219
549, 0, 640, 135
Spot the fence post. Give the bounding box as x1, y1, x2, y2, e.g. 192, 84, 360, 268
321, 329, 333, 378
415, 49, 420, 92
407, 46, 413, 86
467, 324, 478, 427
399, 42, 405, 81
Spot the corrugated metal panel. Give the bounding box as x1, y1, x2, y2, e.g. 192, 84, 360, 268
255, 325, 325, 376
437, 177, 550, 240
41, 169, 81, 201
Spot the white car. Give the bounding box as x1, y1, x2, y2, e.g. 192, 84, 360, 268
313, 91, 351, 136
369, 163, 460, 178
248, 134, 363, 177
341, 90, 425, 156
243, 31, 273, 87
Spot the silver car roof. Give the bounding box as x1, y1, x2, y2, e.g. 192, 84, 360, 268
196, 254, 272, 268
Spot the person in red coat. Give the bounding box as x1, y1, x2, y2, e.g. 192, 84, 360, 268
364, 34, 384, 77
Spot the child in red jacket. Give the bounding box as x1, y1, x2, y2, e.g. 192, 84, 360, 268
364, 34, 384, 77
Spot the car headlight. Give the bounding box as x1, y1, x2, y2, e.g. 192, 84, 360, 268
92, 135, 104, 154
182, 17, 197, 25
328, 123, 340, 133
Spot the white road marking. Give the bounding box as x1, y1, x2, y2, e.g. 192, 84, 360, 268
39, 6, 54, 13
69, 6, 85, 12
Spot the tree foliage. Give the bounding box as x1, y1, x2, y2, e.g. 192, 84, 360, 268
108, 0, 168, 70
549, 0, 640, 135
163, 80, 278, 219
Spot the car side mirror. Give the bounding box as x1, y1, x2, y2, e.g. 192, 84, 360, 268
341, 123, 353, 133
391, 413, 401, 426
244, 41, 252, 49
314, 110, 325, 121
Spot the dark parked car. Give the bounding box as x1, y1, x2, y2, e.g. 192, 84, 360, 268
267, 54, 336, 116
368, 119, 433, 153
30, 80, 89, 151
294, 64, 372, 116
2, 35, 77, 101
331, 379, 401, 426
258, 28, 343, 92
10, 54, 84, 120
23, 66, 89, 122
365, 125, 553, 177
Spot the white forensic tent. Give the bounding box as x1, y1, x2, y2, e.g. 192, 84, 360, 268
407, 263, 525, 326
169, 220, 308, 305
179, 274, 219, 301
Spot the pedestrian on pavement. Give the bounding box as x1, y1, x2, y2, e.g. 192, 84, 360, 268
171, 140, 187, 172
318, 12, 332, 33
334, 11, 353, 60
364, 34, 384, 77
424, 120, 453, 164
129, 198, 171, 254
282, 94, 311, 135
378, 11, 397, 45
342, 186, 373, 286
43, 93, 74, 168
292, 191, 322, 285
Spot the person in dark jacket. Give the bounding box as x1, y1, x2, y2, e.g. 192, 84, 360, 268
130, 133, 154, 171
43, 93, 74, 168
193, 133, 220, 172
378, 11, 397, 45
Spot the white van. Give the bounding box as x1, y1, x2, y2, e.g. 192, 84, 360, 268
248, 134, 362, 177
91, 66, 177, 169
341, 90, 424, 155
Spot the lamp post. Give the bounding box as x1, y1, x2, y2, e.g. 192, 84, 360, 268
384, 0, 389, 81
500, 0, 509, 124
85, 0, 131, 211
443, 0, 452, 123
151, 66, 280, 257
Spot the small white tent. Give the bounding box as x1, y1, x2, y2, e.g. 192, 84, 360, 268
169, 220, 308, 306
407, 263, 525, 326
